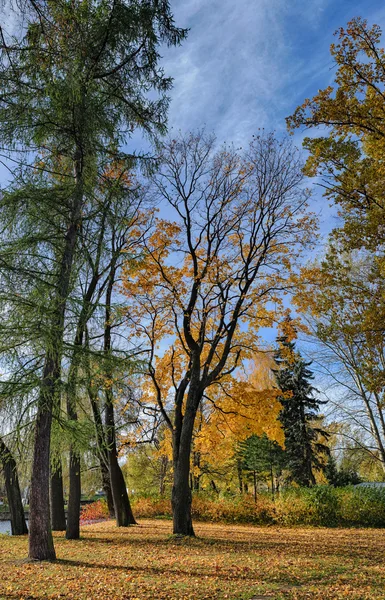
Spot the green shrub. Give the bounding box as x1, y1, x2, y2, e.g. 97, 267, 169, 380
336, 486, 385, 527
273, 486, 339, 526
131, 486, 385, 528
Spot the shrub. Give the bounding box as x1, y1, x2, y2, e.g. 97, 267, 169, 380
275, 486, 338, 526
132, 494, 275, 524
336, 486, 385, 527
132, 496, 172, 519
131, 486, 385, 528
80, 500, 109, 523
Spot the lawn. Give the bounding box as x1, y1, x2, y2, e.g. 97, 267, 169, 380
1, 519, 384, 599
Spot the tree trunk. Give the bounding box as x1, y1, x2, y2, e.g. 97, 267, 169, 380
105, 397, 136, 526
172, 398, 197, 536
0, 438, 28, 536
159, 455, 168, 497
172, 457, 194, 536
253, 470, 257, 503
101, 459, 115, 518
66, 450, 81, 539
28, 359, 57, 560
50, 464, 66, 531
104, 259, 136, 527
28, 144, 84, 560
237, 459, 244, 494
193, 451, 201, 491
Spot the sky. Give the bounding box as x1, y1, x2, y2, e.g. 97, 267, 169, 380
158, 0, 385, 237
163, 0, 385, 143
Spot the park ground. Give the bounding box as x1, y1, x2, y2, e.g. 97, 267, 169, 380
0, 520, 384, 599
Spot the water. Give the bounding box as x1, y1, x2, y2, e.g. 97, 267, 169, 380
0, 520, 28, 535
0, 521, 12, 535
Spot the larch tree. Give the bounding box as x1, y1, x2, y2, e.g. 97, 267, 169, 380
122, 131, 315, 535
0, 0, 186, 560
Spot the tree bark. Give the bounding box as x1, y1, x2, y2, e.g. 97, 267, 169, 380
237, 459, 244, 494
172, 395, 197, 536
28, 143, 84, 560
101, 459, 115, 518
104, 260, 136, 527
50, 464, 66, 531
66, 450, 81, 539
85, 333, 115, 519
0, 438, 28, 536
105, 395, 136, 526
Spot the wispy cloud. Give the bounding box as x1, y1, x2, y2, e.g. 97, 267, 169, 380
163, 0, 385, 144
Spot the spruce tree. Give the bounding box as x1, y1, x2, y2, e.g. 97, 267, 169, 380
274, 332, 329, 487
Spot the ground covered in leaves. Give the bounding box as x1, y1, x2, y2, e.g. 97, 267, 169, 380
1, 519, 384, 599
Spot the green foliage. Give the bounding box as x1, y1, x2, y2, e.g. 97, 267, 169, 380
325, 455, 361, 487
132, 486, 385, 527
275, 486, 338, 526
274, 329, 329, 486
336, 486, 385, 527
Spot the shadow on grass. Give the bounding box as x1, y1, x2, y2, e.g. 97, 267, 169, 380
68, 531, 385, 563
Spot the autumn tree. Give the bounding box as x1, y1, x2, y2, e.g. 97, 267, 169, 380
296, 249, 385, 474
122, 131, 315, 535
287, 16, 385, 477
287, 17, 385, 257
0, 0, 186, 560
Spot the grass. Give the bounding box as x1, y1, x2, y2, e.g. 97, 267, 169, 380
0, 519, 385, 599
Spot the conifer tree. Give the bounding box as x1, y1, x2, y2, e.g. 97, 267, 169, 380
274, 332, 329, 487
0, 0, 186, 560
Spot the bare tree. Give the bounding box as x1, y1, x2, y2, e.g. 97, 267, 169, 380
123, 131, 314, 535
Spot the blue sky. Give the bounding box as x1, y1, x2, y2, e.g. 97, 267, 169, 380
163, 0, 385, 143
156, 0, 385, 238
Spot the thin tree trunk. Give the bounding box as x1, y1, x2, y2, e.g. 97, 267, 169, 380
159, 455, 168, 497
0, 438, 28, 536
28, 144, 84, 561
50, 464, 66, 531
85, 331, 115, 519
104, 259, 136, 526
253, 470, 257, 503
237, 458, 244, 494
105, 394, 136, 526
66, 449, 81, 539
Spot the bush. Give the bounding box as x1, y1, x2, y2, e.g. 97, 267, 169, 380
132, 493, 275, 524
275, 486, 338, 526
336, 486, 385, 527
132, 497, 172, 519
130, 486, 385, 528
80, 500, 109, 523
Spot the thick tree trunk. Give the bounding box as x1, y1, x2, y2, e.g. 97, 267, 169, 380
172, 398, 197, 536
101, 459, 115, 518
28, 145, 84, 561
50, 464, 66, 531
0, 438, 28, 536
172, 462, 194, 536
28, 359, 57, 560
